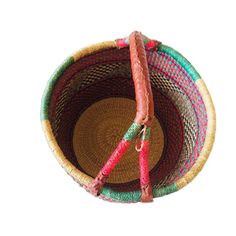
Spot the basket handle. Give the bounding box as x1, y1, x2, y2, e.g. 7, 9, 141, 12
87, 31, 160, 202
130, 32, 154, 127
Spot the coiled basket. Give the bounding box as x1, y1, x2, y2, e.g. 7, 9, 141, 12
41, 32, 216, 203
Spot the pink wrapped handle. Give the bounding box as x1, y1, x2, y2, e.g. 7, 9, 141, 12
87, 32, 157, 202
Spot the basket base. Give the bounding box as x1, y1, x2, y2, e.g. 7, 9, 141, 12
72, 97, 164, 185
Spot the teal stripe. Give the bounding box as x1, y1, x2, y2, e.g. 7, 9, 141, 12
101, 183, 178, 202
123, 123, 151, 141
123, 122, 142, 141
101, 188, 141, 202
158, 44, 201, 82
40, 56, 74, 121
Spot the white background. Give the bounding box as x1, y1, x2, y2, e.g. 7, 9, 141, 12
0, 0, 235, 235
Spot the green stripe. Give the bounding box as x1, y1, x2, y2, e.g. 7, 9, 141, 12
158, 44, 201, 82
123, 122, 142, 141
101, 183, 178, 202
123, 123, 151, 141
101, 188, 141, 202
40, 56, 74, 121
140, 127, 151, 140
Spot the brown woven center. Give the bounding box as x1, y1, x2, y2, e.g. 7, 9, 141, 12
73, 98, 164, 184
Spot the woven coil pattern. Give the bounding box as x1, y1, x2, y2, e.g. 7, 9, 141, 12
73, 98, 164, 184
41, 40, 215, 202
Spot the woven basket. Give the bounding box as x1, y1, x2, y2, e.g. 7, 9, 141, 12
41, 32, 216, 203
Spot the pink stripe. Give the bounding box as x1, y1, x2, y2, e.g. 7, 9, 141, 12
116, 38, 128, 48
139, 140, 150, 185
102, 139, 131, 176
145, 40, 156, 49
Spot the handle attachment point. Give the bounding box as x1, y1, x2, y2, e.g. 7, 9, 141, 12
116, 32, 161, 51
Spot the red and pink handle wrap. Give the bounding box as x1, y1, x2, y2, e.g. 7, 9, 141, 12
88, 32, 159, 202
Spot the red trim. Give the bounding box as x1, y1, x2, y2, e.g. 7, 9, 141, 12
101, 139, 131, 176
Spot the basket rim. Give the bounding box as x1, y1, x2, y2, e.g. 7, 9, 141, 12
40, 40, 216, 203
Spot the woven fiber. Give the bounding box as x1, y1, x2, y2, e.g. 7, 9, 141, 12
41, 35, 216, 203
73, 97, 164, 184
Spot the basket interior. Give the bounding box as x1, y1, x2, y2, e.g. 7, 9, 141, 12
48, 46, 208, 192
